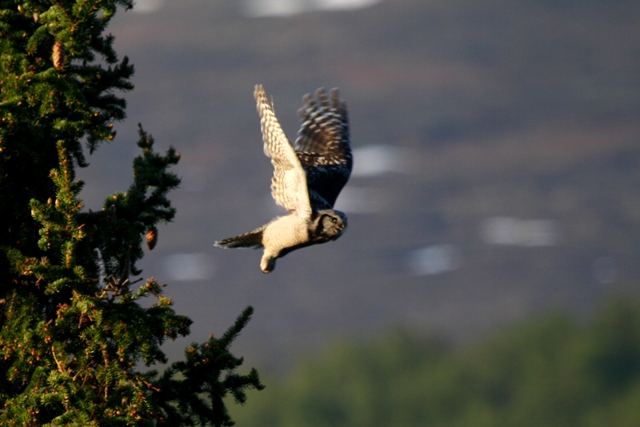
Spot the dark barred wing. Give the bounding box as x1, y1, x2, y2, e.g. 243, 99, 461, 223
295, 88, 352, 210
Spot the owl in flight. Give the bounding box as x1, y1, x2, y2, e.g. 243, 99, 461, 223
215, 85, 352, 273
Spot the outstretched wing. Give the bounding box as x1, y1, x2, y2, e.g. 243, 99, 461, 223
254, 85, 312, 219
295, 88, 352, 210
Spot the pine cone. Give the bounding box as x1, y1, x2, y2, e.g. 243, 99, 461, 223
146, 226, 158, 250
53, 41, 65, 71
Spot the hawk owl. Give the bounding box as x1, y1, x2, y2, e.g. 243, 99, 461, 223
215, 85, 352, 273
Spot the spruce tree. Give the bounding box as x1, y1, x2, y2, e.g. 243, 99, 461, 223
0, 1, 263, 425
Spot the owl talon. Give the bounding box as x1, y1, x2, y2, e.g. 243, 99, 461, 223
261, 256, 276, 273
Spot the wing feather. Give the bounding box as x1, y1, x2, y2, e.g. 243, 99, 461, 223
254, 85, 312, 219
295, 88, 352, 209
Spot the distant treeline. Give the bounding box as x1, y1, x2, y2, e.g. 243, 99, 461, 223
231, 299, 640, 427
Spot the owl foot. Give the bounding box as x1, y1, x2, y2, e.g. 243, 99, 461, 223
261, 255, 276, 274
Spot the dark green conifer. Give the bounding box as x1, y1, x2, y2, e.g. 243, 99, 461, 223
0, 1, 263, 425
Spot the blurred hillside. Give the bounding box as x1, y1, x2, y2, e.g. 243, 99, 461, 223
77, 0, 640, 371
230, 300, 640, 427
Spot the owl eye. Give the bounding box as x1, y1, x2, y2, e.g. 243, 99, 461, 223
329, 216, 337, 223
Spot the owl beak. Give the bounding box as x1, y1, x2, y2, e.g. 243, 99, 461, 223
332, 225, 346, 241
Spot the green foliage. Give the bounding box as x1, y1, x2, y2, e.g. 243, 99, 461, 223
151, 307, 263, 427
0, 1, 262, 425
233, 301, 640, 427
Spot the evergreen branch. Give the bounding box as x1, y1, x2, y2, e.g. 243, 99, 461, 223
1, 1, 262, 425
149, 308, 264, 426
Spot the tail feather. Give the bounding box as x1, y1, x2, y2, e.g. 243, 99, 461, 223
215, 226, 264, 249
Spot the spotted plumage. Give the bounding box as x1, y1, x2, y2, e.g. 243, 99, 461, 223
215, 85, 352, 273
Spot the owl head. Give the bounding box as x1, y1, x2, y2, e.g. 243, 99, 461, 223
312, 209, 348, 242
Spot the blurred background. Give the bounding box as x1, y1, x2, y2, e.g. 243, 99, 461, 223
77, 0, 640, 424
